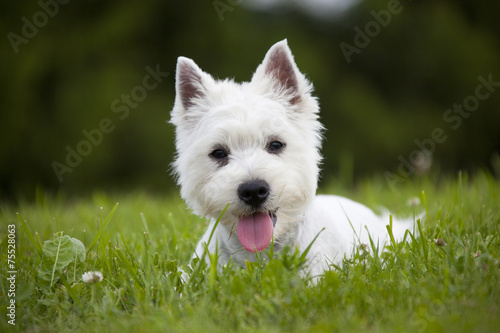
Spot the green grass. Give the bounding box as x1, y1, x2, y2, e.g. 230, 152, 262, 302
1, 170, 500, 332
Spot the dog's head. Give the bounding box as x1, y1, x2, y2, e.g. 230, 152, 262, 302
171, 40, 323, 252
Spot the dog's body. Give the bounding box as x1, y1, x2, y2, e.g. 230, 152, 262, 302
195, 195, 413, 276
171, 40, 413, 277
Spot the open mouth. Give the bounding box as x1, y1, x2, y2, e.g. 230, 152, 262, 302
237, 210, 277, 252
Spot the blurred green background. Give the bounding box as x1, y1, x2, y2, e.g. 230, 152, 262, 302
1, 0, 499, 201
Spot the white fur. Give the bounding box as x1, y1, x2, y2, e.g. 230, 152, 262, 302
171, 39, 414, 278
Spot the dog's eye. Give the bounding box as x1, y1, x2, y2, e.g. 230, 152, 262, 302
267, 141, 285, 154
210, 149, 228, 160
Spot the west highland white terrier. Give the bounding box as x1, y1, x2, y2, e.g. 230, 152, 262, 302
171, 40, 414, 277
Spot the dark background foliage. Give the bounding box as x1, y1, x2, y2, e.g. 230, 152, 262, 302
1, 0, 499, 201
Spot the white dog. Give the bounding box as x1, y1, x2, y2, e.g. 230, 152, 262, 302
171, 40, 414, 277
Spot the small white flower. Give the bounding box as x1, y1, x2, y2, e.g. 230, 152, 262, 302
82, 271, 103, 284
407, 197, 421, 207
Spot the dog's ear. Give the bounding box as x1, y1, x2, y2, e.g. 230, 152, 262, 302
252, 39, 303, 105
175, 57, 209, 110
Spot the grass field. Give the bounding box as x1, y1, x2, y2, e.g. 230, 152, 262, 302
1, 170, 499, 332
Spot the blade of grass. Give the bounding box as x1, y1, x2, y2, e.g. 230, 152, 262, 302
140, 212, 150, 235
143, 230, 151, 305
458, 170, 463, 209
35, 232, 43, 251
269, 234, 274, 260
17, 213, 43, 257
208, 238, 219, 293
421, 190, 429, 223
417, 219, 428, 261
457, 171, 465, 231
299, 228, 325, 263
87, 203, 119, 254
366, 228, 380, 261
112, 246, 143, 287
118, 231, 137, 269
50, 232, 64, 288
188, 203, 229, 288
386, 215, 397, 249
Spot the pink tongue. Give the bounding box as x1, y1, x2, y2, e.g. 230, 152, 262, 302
237, 212, 273, 252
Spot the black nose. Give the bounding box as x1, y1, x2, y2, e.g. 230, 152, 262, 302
238, 180, 270, 208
